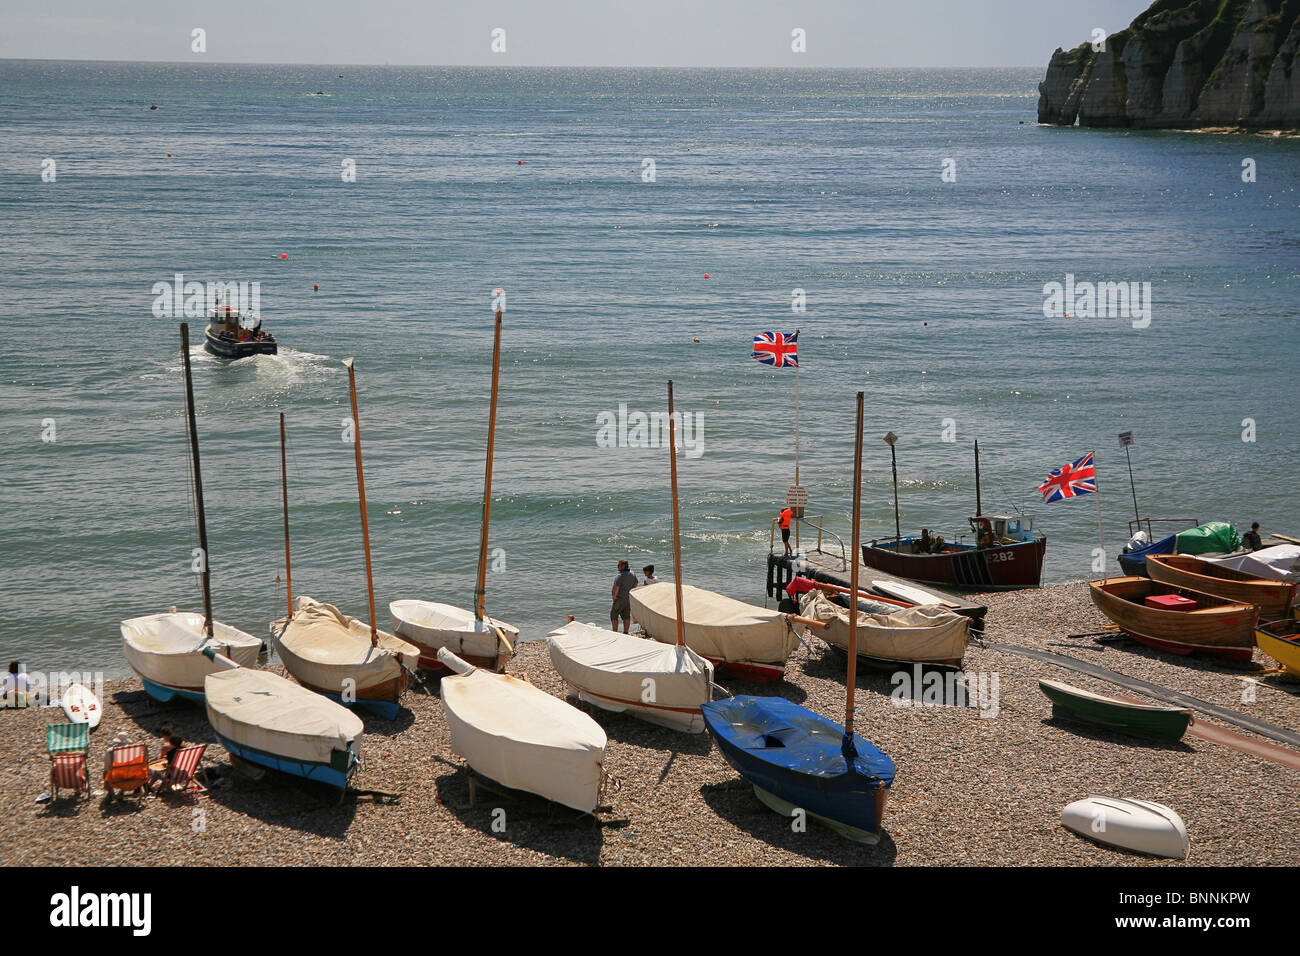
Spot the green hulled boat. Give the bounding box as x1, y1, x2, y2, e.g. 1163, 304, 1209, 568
1038, 678, 1192, 742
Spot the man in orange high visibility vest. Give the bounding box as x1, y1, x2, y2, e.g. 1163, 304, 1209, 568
778, 507, 794, 556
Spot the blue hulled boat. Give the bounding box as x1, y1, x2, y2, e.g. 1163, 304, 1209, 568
702, 696, 895, 842
204, 303, 276, 358
1118, 534, 1176, 576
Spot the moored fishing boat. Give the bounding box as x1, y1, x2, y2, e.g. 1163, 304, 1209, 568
271, 362, 419, 718
1088, 576, 1258, 661
1255, 618, 1300, 676
799, 590, 970, 668
437, 648, 609, 813
203, 301, 276, 358
702, 391, 896, 843
1147, 553, 1296, 621
1061, 795, 1189, 860
203, 649, 363, 791
121, 323, 263, 704
1038, 678, 1192, 741
630, 582, 803, 682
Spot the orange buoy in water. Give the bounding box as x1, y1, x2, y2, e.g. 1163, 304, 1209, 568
518, 159, 523, 165
166, 153, 172, 157
693, 337, 700, 343
313, 284, 319, 291
150, 105, 157, 110
281, 253, 288, 259
704, 273, 710, 279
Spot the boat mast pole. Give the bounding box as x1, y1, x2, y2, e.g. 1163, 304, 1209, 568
1124, 443, 1140, 524
845, 391, 864, 758
794, 328, 800, 553
179, 323, 214, 638
889, 438, 901, 552
974, 439, 982, 517
668, 380, 685, 647
344, 358, 378, 646
279, 412, 292, 612
474, 308, 503, 624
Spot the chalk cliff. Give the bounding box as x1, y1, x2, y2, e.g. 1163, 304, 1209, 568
1038, 0, 1300, 129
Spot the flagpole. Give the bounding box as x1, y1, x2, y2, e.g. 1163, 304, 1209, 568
794, 328, 800, 552
1091, 449, 1107, 584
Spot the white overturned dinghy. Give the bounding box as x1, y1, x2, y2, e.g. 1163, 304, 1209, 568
390, 600, 519, 672
122, 612, 262, 705
547, 621, 715, 733
630, 582, 802, 683
799, 591, 971, 668
1061, 795, 1189, 860
274, 596, 419, 719
204, 651, 364, 791
437, 648, 608, 813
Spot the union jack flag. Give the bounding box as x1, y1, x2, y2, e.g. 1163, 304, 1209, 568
1037, 452, 1096, 502
752, 331, 798, 368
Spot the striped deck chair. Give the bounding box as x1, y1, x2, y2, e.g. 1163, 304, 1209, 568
50, 753, 88, 801
155, 743, 207, 794
104, 743, 150, 802
47, 722, 90, 757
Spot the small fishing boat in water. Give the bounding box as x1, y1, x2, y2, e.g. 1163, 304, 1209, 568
203, 302, 276, 358
1147, 553, 1296, 621
1088, 576, 1258, 660
1038, 678, 1192, 741
121, 323, 263, 704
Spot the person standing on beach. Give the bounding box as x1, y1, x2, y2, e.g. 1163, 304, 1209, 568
1243, 522, 1263, 551
778, 506, 794, 556
611, 560, 638, 633
642, 565, 659, 586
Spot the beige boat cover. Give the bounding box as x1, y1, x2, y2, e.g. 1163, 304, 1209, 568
629, 582, 799, 666
205, 667, 364, 765
275, 596, 419, 695
440, 666, 607, 813
120, 612, 262, 691
389, 599, 519, 659
799, 591, 970, 664
546, 621, 713, 731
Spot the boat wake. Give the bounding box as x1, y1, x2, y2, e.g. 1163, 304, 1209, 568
142, 346, 341, 385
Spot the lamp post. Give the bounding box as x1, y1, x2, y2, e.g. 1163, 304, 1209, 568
884, 432, 900, 552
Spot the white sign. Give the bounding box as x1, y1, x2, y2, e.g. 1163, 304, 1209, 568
786, 484, 808, 508
1118, 430, 1135, 448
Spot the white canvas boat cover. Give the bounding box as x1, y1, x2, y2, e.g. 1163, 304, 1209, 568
800, 591, 970, 665
205, 667, 364, 765
389, 599, 519, 659
629, 582, 799, 666
1200, 544, 1300, 582
440, 666, 607, 813
547, 621, 713, 730
121, 612, 262, 690
275, 596, 418, 694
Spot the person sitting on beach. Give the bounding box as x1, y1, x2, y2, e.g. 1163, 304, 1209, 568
1, 661, 31, 708
149, 726, 183, 786
1243, 522, 1263, 551
642, 565, 659, 587
103, 731, 130, 778
610, 560, 638, 634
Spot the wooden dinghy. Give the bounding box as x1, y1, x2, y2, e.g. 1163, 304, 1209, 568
1061, 795, 1189, 860
1088, 576, 1258, 661
1255, 618, 1300, 677
547, 621, 714, 733
799, 590, 970, 668
437, 648, 608, 813
204, 651, 364, 791
274, 596, 418, 719
1147, 554, 1296, 622
390, 600, 519, 672
630, 582, 802, 682
1038, 678, 1192, 741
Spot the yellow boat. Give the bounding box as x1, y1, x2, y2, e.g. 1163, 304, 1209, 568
1255, 618, 1300, 676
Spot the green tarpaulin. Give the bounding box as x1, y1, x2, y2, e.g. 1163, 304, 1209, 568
1175, 521, 1241, 555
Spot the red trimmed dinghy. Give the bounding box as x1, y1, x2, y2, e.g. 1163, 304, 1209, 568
1088, 576, 1258, 660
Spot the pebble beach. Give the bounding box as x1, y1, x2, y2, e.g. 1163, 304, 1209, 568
3, 582, 1296, 867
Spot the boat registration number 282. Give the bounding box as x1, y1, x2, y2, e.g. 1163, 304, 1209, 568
989, 551, 1016, 562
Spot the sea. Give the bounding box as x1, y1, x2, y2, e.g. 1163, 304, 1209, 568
1, 61, 1296, 677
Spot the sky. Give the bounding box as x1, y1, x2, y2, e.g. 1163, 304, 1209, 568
0, 1, 1151, 68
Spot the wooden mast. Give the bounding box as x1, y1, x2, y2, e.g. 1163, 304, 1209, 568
668, 380, 685, 647
845, 390, 864, 758
344, 358, 378, 646
179, 323, 214, 638
974, 439, 982, 517
279, 412, 293, 611
474, 308, 503, 625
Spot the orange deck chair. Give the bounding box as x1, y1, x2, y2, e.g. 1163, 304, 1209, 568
104, 743, 150, 802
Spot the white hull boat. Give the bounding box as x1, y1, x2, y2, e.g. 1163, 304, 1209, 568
274, 596, 419, 719
799, 591, 970, 667
1061, 795, 1189, 860
437, 648, 607, 813
390, 599, 518, 671
547, 621, 714, 733
629, 582, 801, 682
121, 612, 262, 705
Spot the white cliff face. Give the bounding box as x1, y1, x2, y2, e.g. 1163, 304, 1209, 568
1037, 0, 1300, 130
